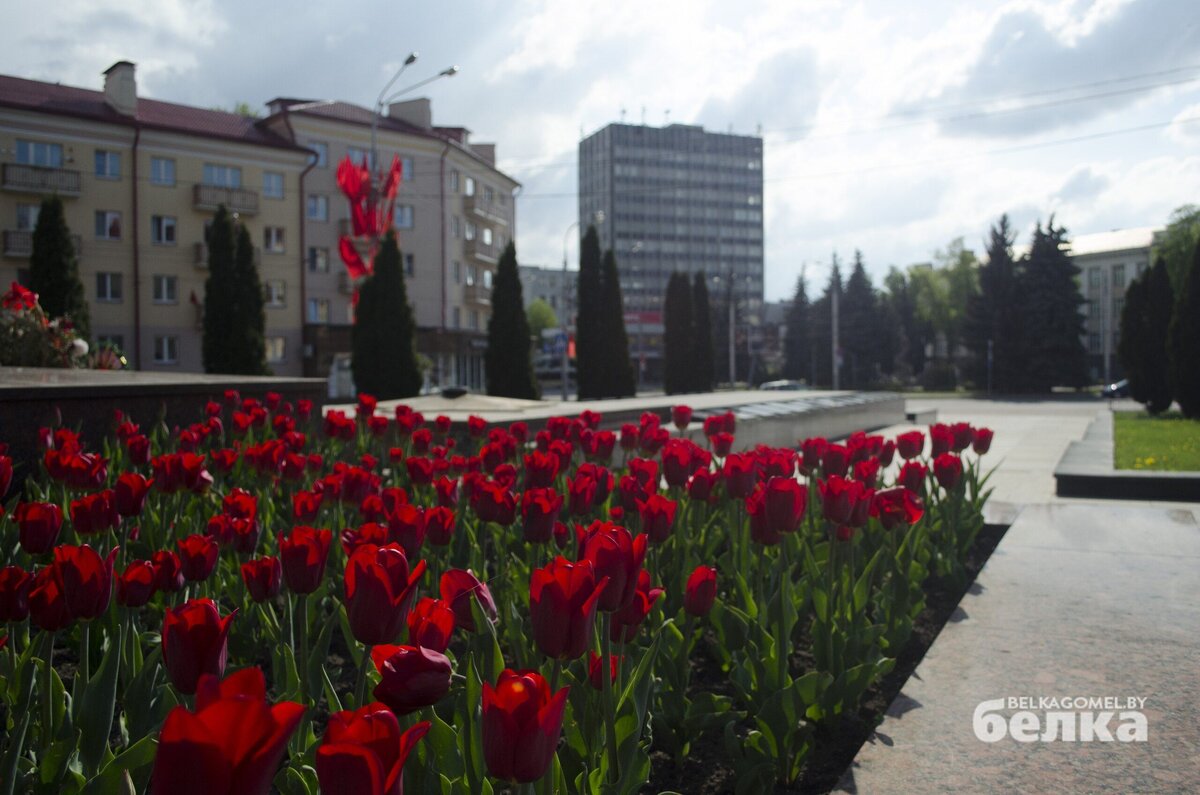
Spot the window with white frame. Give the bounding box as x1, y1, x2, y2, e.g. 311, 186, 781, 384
308, 141, 328, 167
465, 176, 476, 196
401, 157, 413, 181
96, 272, 122, 302
404, 254, 415, 276
153, 335, 179, 364
153, 275, 177, 304
15, 140, 63, 167
263, 172, 284, 199
307, 298, 330, 324
470, 310, 479, 330
202, 164, 241, 188
264, 226, 285, 253
94, 150, 121, 179
265, 280, 286, 307
453, 260, 461, 283
394, 205, 414, 229
151, 215, 176, 245
307, 247, 329, 273
1088, 267, 1101, 291
482, 227, 493, 246
1112, 264, 1125, 289
483, 185, 494, 203
466, 264, 477, 286
306, 195, 328, 221
150, 157, 175, 186
347, 146, 371, 167
450, 216, 460, 238
16, 204, 39, 231
266, 336, 286, 363
450, 170, 460, 192
94, 211, 122, 240
465, 221, 476, 241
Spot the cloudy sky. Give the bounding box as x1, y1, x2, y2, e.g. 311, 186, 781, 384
6, 0, 1199, 300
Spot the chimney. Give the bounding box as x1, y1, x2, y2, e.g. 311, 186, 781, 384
470, 144, 496, 166
103, 61, 137, 116
387, 98, 432, 129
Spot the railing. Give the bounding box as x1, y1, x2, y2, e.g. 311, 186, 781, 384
2, 163, 82, 195
463, 194, 508, 227
3, 229, 82, 258
465, 238, 498, 264
193, 184, 259, 215
463, 283, 492, 306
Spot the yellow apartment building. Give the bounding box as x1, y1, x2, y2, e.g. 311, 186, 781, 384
0, 62, 310, 374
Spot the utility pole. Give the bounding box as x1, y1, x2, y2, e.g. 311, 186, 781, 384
727, 274, 736, 386
831, 281, 840, 390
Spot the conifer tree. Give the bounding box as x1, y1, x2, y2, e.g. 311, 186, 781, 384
1119, 256, 1173, 414
29, 195, 89, 340
352, 231, 421, 399
690, 272, 714, 392
232, 224, 267, 374
485, 241, 540, 399
575, 226, 603, 399
663, 272, 693, 395
1017, 218, 1087, 392
1167, 239, 1200, 417
783, 274, 810, 381
964, 215, 1021, 392
202, 206, 238, 373
842, 251, 879, 389
599, 249, 635, 397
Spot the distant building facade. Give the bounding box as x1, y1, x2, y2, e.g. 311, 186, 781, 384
518, 264, 576, 315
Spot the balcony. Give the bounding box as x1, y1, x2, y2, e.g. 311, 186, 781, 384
463, 194, 508, 227
465, 238, 498, 265
463, 282, 491, 306
3, 229, 82, 258
338, 271, 356, 295
193, 184, 259, 215
2, 163, 82, 196
194, 241, 262, 269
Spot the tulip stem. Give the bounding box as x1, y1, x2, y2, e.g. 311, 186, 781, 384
600, 613, 619, 784
80, 621, 90, 689
297, 595, 309, 702
776, 542, 788, 688
354, 648, 370, 709
41, 632, 54, 752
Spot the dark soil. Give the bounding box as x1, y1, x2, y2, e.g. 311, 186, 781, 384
644, 522, 1009, 794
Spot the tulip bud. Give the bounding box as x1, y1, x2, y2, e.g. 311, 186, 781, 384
684, 565, 717, 617
370, 644, 453, 714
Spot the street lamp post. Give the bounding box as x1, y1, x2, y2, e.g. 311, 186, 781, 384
368, 56, 459, 199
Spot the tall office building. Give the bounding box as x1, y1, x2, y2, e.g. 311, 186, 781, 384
578, 123, 763, 381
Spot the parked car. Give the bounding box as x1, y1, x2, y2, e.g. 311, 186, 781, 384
1101, 379, 1130, 398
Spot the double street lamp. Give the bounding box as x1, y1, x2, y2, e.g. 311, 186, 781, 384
369, 54, 459, 192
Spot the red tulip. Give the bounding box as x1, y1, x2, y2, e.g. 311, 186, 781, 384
116, 560, 157, 608
588, 651, 621, 690
896, 431, 924, 460
345, 544, 426, 645
439, 569, 496, 632
566, 474, 597, 517
853, 458, 881, 488
151, 667, 303, 795
178, 534, 219, 582
762, 477, 807, 535
370, 644, 453, 715
15, 502, 63, 555
973, 428, 994, 455
609, 570, 664, 643
818, 476, 872, 527
406, 597, 455, 653
241, 556, 282, 603
162, 598, 236, 694
687, 468, 719, 502
0, 566, 33, 622
530, 557, 609, 661
799, 437, 828, 476
821, 443, 850, 478
949, 422, 975, 452
746, 487, 781, 546
316, 703, 429, 795
710, 432, 734, 457
521, 488, 562, 544
29, 566, 71, 632
897, 461, 928, 494
661, 439, 697, 488
575, 520, 648, 612
722, 453, 757, 499
279, 526, 332, 594
482, 669, 569, 784
636, 493, 677, 544
423, 506, 455, 547
152, 549, 185, 593
385, 503, 425, 558
54, 544, 118, 620
0, 454, 11, 498
69, 489, 120, 535
933, 453, 963, 491
684, 565, 717, 617
671, 405, 693, 431
114, 472, 153, 517
929, 424, 953, 457
870, 487, 924, 531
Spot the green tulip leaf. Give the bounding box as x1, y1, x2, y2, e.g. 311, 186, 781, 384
80, 735, 157, 795
78, 630, 123, 775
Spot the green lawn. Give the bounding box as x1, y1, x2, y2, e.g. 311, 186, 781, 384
1113, 411, 1200, 471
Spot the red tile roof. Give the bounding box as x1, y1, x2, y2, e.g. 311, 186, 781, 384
0, 73, 306, 152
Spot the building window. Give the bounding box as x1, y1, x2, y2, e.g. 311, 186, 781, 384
1088, 333, 1101, 354
450, 170, 460, 192
401, 157, 413, 181
482, 227, 493, 246
16, 204, 39, 231
1114, 297, 1124, 318
1088, 267, 1101, 291
1112, 264, 1125, 289
453, 307, 461, 328
404, 254, 415, 276
265, 280, 286, 307
308, 247, 329, 273
1088, 301, 1100, 320
263, 172, 284, 199
308, 141, 328, 167
450, 216, 460, 238
266, 337, 286, 363
151, 215, 176, 245
306, 195, 329, 221
466, 265, 477, 286
15, 139, 63, 167
263, 226, 285, 253
153, 335, 179, 364
394, 205, 414, 229
153, 275, 177, 304
94, 211, 122, 240
202, 164, 241, 188
465, 176, 476, 197
96, 272, 122, 302
470, 310, 479, 330
453, 260, 461, 283
465, 221, 476, 241
1136, 261, 1148, 276
483, 185, 494, 203
94, 150, 121, 179
150, 157, 175, 186
346, 146, 369, 167
307, 298, 330, 324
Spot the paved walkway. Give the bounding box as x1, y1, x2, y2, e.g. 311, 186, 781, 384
841, 397, 1200, 794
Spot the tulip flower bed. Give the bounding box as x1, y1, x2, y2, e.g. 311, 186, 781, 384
0, 393, 994, 795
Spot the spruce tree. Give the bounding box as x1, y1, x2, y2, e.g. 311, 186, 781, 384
663, 272, 693, 395
810, 257, 843, 387
599, 249, 635, 397
575, 226, 603, 399
842, 251, 878, 389
690, 272, 714, 392
29, 195, 89, 341
352, 231, 422, 399
485, 241, 540, 399
1167, 239, 1200, 417
1017, 218, 1087, 392
883, 267, 921, 381
232, 224, 267, 374
964, 216, 1021, 392
783, 274, 810, 381
1119, 256, 1173, 414
202, 206, 238, 373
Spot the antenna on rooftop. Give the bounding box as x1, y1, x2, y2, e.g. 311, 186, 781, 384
620, 106, 626, 123
664, 109, 670, 125
640, 106, 646, 125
